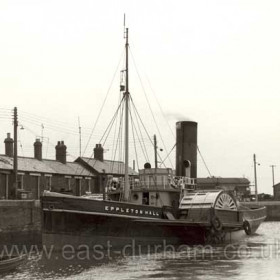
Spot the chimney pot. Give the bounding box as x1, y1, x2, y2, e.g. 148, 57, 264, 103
56, 140, 67, 164
34, 138, 42, 160
94, 143, 104, 161
4, 133, 14, 157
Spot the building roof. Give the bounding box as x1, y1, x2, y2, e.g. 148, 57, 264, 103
77, 157, 138, 176
0, 155, 94, 177
197, 177, 250, 185
273, 183, 280, 189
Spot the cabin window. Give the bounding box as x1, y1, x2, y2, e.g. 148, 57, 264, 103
133, 193, 139, 201
142, 192, 149, 205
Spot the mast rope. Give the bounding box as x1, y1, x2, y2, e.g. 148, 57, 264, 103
129, 99, 149, 165
160, 143, 176, 167
197, 145, 212, 177
129, 47, 173, 169
130, 98, 167, 168
108, 100, 125, 174
82, 49, 125, 157
129, 109, 140, 172
129, 97, 150, 163
76, 96, 125, 177
146, 76, 175, 140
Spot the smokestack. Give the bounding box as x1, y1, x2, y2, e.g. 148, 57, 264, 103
55, 141, 67, 164
176, 121, 197, 178
34, 138, 42, 160
94, 144, 104, 161
4, 133, 14, 157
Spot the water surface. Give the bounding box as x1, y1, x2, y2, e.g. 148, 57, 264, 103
2, 222, 280, 279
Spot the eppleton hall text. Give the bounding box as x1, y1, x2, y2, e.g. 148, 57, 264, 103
104, 204, 161, 217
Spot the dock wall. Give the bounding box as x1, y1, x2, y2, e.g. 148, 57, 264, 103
0, 200, 41, 249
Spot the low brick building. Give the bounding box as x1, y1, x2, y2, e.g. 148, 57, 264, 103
273, 183, 280, 200
0, 134, 95, 199
75, 144, 138, 193
197, 177, 251, 201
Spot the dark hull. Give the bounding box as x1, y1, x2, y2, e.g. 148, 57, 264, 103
43, 210, 207, 249
42, 194, 207, 250
41, 194, 266, 250
0, 255, 27, 272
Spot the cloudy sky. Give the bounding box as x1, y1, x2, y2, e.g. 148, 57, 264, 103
1, 0, 280, 194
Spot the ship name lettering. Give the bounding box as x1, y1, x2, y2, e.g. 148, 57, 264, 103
105, 205, 159, 217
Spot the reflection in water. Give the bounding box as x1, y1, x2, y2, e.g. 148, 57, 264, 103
2, 222, 280, 280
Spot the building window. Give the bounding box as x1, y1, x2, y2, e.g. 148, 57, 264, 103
74, 177, 82, 196
45, 175, 52, 191
65, 176, 72, 191
18, 174, 24, 189
85, 177, 91, 193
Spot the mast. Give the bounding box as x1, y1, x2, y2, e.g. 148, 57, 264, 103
123, 27, 130, 201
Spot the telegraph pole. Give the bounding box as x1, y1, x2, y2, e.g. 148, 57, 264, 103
253, 154, 258, 202
154, 135, 158, 169
270, 165, 276, 187
13, 107, 18, 199
78, 117, 81, 157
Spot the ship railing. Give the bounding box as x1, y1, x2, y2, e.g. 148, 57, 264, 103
106, 175, 196, 192
129, 176, 196, 190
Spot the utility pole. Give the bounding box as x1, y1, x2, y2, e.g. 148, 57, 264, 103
78, 117, 81, 157
154, 135, 158, 169
253, 154, 258, 202
13, 107, 18, 199
270, 165, 276, 187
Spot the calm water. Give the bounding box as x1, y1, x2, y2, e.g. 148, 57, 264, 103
2, 222, 280, 280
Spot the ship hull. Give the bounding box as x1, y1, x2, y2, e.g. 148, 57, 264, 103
42, 207, 207, 250
41, 193, 266, 251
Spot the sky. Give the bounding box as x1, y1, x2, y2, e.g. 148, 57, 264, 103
0, 0, 280, 194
